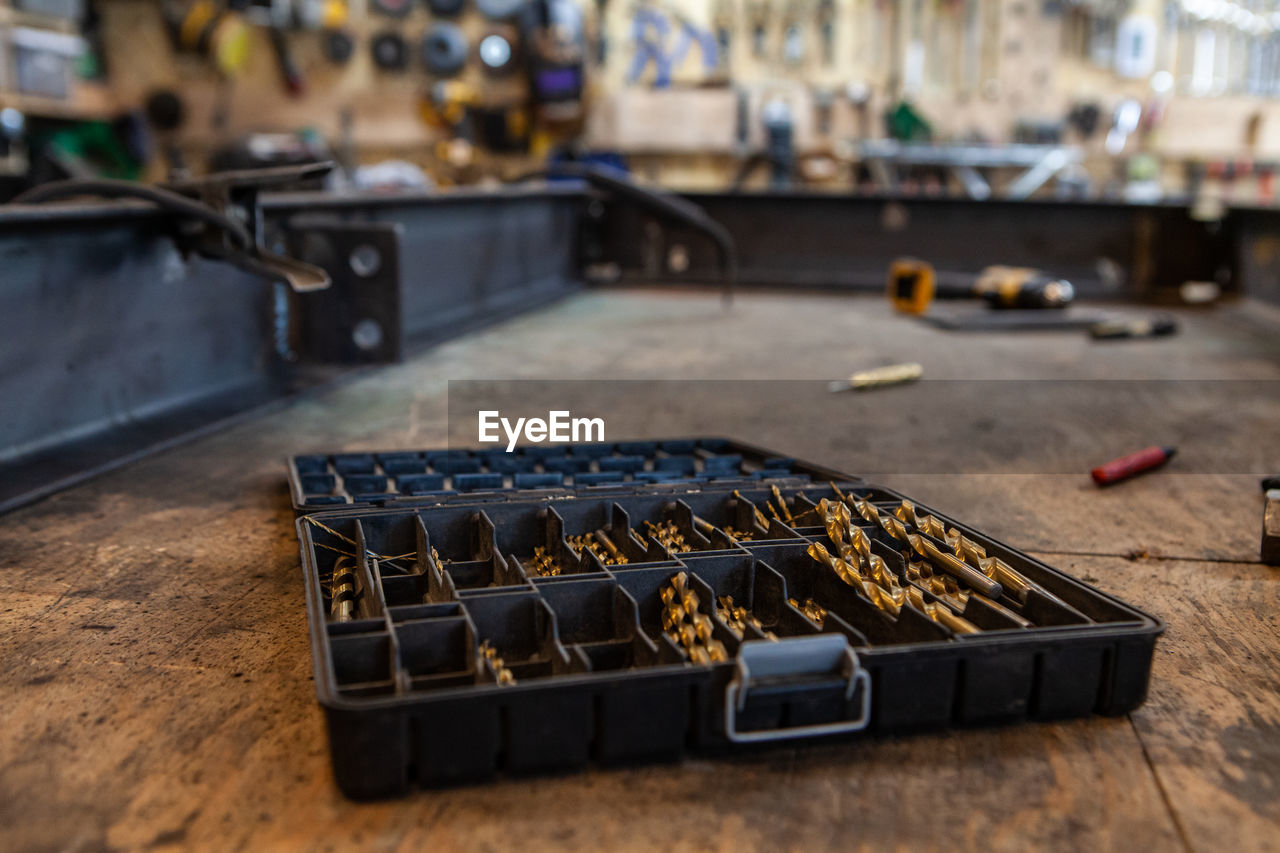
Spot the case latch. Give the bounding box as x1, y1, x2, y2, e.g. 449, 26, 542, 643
724, 634, 871, 743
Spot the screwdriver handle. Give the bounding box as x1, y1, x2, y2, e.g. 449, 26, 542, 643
1091, 446, 1176, 486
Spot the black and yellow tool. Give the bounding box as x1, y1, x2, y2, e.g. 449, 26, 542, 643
888, 258, 1075, 316
171, 0, 251, 77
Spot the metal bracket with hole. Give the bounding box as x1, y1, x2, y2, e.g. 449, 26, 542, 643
283, 219, 404, 364
723, 635, 871, 743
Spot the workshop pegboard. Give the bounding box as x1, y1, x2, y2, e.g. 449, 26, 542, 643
294, 440, 1161, 799
288, 437, 845, 509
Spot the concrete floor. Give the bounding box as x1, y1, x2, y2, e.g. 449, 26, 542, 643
2, 289, 1279, 851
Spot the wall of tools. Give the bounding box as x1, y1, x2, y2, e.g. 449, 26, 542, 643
8, 0, 1280, 196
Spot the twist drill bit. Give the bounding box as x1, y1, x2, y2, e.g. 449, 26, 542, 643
594, 528, 626, 564
905, 559, 968, 612
329, 556, 358, 621
529, 545, 561, 577
904, 586, 980, 635
821, 498, 901, 593
479, 640, 516, 685
894, 500, 949, 541
905, 533, 1003, 599
722, 525, 754, 542
770, 484, 795, 523
819, 500, 998, 636
661, 572, 729, 663
789, 596, 828, 626
808, 541, 902, 616
692, 515, 739, 544
643, 519, 691, 553
895, 499, 1062, 608
733, 489, 772, 531
905, 560, 1033, 628
568, 531, 630, 565
716, 595, 776, 640
839, 489, 913, 542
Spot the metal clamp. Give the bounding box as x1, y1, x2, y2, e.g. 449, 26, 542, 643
723, 634, 871, 743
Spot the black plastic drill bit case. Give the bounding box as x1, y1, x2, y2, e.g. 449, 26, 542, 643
290, 438, 1162, 799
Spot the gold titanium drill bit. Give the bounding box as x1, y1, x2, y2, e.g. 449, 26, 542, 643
593, 529, 629, 565
895, 500, 1062, 608
661, 573, 729, 662
903, 586, 980, 635
789, 596, 828, 626
529, 545, 561, 577
692, 515, 736, 544
821, 498, 897, 592
329, 556, 358, 621
807, 542, 902, 616
479, 641, 516, 685
734, 490, 772, 531
905, 533, 1003, 599
905, 560, 1033, 628
770, 484, 795, 523
715, 596, 776, 639
818, 504, 995, 635
904, 559, 968, 609
894, 500, 950, 541
843, 493, 913, 542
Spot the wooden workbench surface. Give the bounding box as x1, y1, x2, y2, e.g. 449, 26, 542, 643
2, 291, 1278, 852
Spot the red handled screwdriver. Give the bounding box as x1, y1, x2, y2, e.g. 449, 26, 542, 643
1091, 446, 1177, 487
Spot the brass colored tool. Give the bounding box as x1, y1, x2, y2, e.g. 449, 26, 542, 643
789, 596, 828, 627
692, 516, 753, 545
692, 516, 717, 536
835, 487, 912, 542
594, 529, 625, 563
808, 541, 901, 616
770, 484, 795, 523
905, 534, 1003, 599
894, 500, 948, 540
828, 362, 923, 393
567, 531, 630, 565
716, 595, 777, 640
904, 559, 969, 612
904, 586, 980, 634
832, 485, 1002, 599
329, 555, 358, 621
479, 640, 516, 685
733, 489, 772, 531
661, 572, 729, 664
905, 560, 1033, 628
643, 519, 691, 553
528, 545, 561, 577
895, 499, 1065, 608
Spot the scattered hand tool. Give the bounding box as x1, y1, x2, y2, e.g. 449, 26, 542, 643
1089, 316, 1178, 340
1091, 446, 1176, 487
828, 362, 922, 393
888, 257, 1074, 316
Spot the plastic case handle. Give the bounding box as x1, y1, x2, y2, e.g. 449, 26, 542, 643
724, 634, 871, 743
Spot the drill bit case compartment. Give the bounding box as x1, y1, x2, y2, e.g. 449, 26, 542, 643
293, 441, 1162, 799
288, 438, 833, 509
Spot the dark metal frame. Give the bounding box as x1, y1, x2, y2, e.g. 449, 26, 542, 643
594, 190, 1275, 299
0, 186, 590, 513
